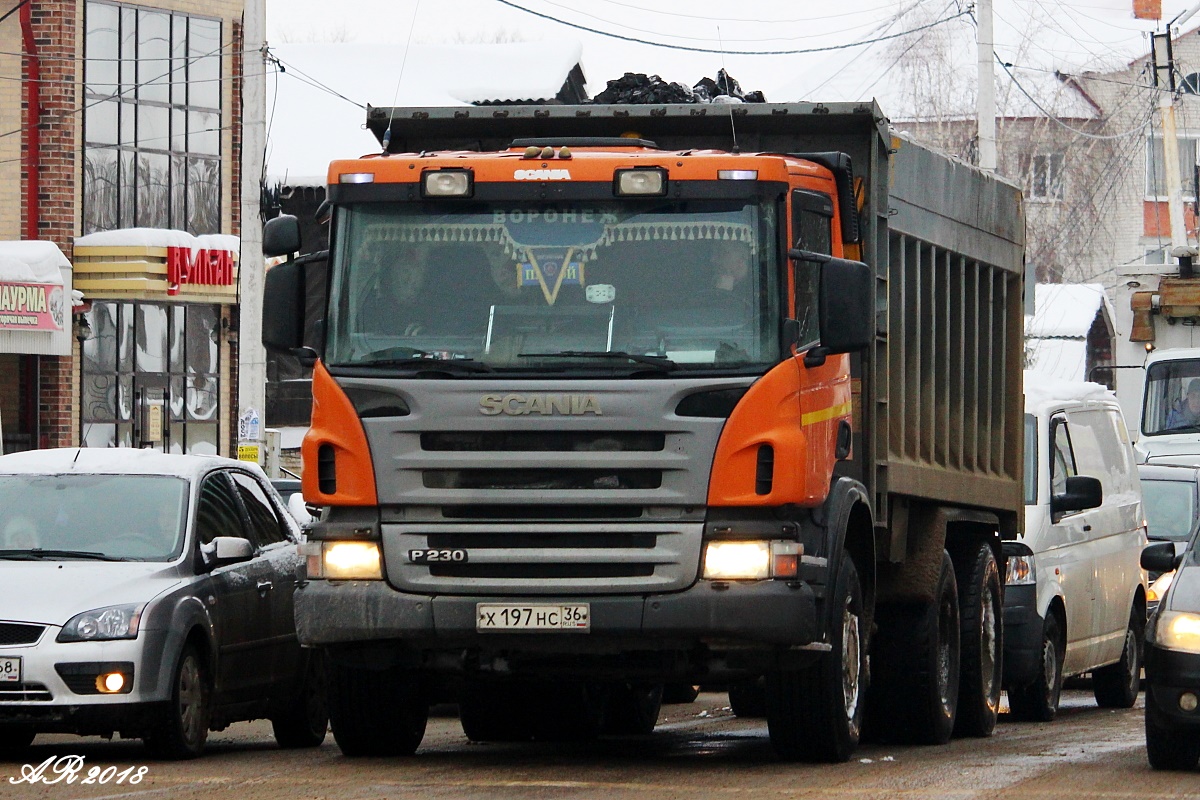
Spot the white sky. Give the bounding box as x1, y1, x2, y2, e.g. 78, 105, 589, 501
260, 1, 1200, 181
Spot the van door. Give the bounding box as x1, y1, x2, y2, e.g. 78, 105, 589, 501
1066, 407, 1144, 668
1044, 415, 1097, 675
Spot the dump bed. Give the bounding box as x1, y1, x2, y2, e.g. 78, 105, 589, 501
364, 101, 1026, 535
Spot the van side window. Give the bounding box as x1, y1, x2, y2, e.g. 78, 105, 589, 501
1050, 419, 1076, 496
791, 189, 833, 349
1069, 409, 1136, 497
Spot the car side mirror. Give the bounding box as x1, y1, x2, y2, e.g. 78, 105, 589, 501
1142, 540, 1182, 574
208, 535, 254, 565
1051, 475, 1103, 516
263, 214, 302, 258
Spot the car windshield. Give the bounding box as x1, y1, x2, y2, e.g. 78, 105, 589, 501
1141, 478, 1198, 542
324, 199, 780, 373
0, 474, 188, 561
1143, 359, 1200, 435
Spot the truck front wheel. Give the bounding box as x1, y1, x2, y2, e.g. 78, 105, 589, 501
765, 551, 865, 762
328, 661, 428, 756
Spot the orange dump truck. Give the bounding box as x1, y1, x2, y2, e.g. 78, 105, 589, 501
262, 101, 1025, 761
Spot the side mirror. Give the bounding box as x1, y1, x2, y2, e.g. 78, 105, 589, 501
263, 214, 302, 258
1051, 475, 1103, 516
208, 535, 254, 565
1142, 540, 1182, 574
263, 259, 306, 351
806, 253, 873, 355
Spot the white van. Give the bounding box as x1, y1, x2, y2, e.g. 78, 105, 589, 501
1002, 371, 1148, 720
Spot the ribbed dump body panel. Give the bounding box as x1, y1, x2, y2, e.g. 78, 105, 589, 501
359, 377, 751, 595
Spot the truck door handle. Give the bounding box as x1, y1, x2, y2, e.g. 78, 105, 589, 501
257, 580, 274, 595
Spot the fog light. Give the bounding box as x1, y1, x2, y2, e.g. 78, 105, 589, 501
96, 672, 126, 693
1181, 692, 1199, 713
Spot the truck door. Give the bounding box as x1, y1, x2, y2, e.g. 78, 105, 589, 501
1045, 416, 1097, 675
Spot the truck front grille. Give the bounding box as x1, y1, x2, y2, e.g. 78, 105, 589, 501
385, 521, 703, 595
423, 468, 662, 491
440, 504, 645, 520
421, 431, 666, 452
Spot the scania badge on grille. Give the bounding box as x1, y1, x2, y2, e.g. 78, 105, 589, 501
479, 394, 602, 416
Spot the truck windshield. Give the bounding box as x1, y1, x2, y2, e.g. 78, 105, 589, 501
325, 199, 780, 372
1143, 360, 1200, 435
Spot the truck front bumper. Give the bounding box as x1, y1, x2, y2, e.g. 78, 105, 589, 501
295, 577, 819, 649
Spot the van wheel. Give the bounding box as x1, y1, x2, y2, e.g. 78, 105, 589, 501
867, 551, 960, 745
954, 543, 1003, 738
728, 678, 767, 718
328, 662, 427, 756
271, 650, 329, 748
144, 644, 210, 760
1007, 613, 1064, 722
1092, 605, 1144, 709
765, 551, 865, 762
603, 682, 662, 735
1146, 690, 1200, 770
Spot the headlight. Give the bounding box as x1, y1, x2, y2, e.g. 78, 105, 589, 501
1148, 571, 1175, 604
703, 540, 799, 581
57, 604, 144, 643
1006, 554, 1036, 585
421, 169, 473, 197
305, 541, 382, 580
1155, 610, 1200, 655
614, 168, 667, 196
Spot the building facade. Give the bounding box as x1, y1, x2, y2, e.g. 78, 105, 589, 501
0, 0, 246, 456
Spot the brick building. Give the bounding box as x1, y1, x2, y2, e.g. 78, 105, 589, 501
0, 0, 247, 456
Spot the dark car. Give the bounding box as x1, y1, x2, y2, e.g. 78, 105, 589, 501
1138, 464, 1200, 613
0, 448, 327, 759
1142, 529, 1200, 770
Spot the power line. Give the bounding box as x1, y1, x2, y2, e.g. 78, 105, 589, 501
490, 0, 973, 56
574, 0, 909, 26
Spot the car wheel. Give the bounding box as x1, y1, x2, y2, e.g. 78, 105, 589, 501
1007, 613, 1065, 722
954, 542, 1003, 738
765, 550, 866, 762
271, 650, 329, 748
0, 728, 35, 756
144, 644, 210, 760
1092, 604, 1144, 709
1146, 694, 1200, 770
603, 682, 662, 736
328, 661, 427, 756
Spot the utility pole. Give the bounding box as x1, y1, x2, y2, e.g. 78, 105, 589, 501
238, 0, 267, 459
976, 0, 997, 172
1155, 4, 1200, 274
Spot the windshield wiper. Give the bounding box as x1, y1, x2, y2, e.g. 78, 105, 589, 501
359, 350, 493, 373
518, 351, 679, 371
0, 549, 122, 561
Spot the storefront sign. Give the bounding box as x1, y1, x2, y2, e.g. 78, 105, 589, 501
166, 248, 235, 295
0, 281, 65, 331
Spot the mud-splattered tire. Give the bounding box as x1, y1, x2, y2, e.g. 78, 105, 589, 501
144, 644, 210, 760
271, 650, 329, 748
328, 662, 427, 756
954, 543, 1002, 738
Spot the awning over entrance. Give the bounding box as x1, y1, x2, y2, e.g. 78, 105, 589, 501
0, 240, 73, 355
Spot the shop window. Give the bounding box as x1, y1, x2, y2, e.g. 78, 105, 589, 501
83, 3, 222, 235
82, 301, 220, 453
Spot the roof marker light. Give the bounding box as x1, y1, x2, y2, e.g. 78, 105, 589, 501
338, 173, 375, 184
718, 170, 758, 180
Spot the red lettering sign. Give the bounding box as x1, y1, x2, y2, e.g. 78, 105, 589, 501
166, 247, 235, 295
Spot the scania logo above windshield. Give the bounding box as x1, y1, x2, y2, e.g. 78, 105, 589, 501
513, 169, 572, 181
480, 394, 602, 416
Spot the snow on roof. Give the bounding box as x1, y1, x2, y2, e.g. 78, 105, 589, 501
1026, 338, 1089, 383
74, 228, 240, 254
0, 447, 261, 481
0, 241, 71, 284
1024, 369, 1115, 412
1026, 283, 1111, 339
266, 40, 583, 185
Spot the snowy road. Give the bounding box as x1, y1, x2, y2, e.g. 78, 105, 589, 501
4, 690, 1197, 800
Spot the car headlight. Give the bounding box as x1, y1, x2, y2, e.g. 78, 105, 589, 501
303, 541, 382, 580
702, 540, 799, 580
1006, 554, 1036, 585
57, 604, 144, 643
1154, 610, 1200, 655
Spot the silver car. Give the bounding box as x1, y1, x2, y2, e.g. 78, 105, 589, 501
0, 448, 327, 759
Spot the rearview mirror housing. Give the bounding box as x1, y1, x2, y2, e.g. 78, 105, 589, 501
1051, 475, 1103, 517
263, 214, 302, 258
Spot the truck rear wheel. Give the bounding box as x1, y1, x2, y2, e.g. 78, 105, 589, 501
328, 662, 427, 756
953, 543, 1002, 738
765, 551, 865, 762
868, 551, 960, 745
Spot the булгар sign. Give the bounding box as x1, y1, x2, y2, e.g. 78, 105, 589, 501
0, 282, 64, 331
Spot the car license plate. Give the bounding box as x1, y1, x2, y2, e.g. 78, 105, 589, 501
476, 603, 590, 632
0, 656, 20, 684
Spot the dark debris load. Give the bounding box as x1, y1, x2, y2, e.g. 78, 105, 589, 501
590, 69, 766, 104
